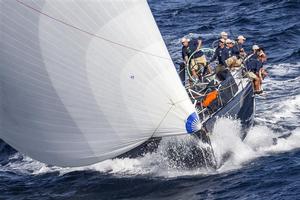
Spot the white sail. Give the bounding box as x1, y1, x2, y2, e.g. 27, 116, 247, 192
0, 0, 200, 167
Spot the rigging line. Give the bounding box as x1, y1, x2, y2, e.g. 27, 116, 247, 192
151, 104, 175, 138
15, 0, 172, 61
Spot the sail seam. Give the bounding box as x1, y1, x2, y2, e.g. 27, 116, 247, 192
15, 0, 172, 61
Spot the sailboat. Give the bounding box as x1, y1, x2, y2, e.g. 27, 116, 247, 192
0, 0, 254, 167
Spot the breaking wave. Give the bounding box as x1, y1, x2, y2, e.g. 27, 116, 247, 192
1, 119, 299, 178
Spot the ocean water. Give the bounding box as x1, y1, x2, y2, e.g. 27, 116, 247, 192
1, 0, 300, 199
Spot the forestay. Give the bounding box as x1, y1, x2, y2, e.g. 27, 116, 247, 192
0, 0, 200, 167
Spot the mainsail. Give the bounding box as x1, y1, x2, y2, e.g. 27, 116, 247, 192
0, 0, 200, 167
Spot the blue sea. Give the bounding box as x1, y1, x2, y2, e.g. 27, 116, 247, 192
1, 0, 300, 199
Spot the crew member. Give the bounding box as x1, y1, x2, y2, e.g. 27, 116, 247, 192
233, 35, 246, 59
181, 37, 190, 65
212, 31, 229, 49
245, 51, 267, 94
226, 39, 234, 57
188, 36, 211, 80
210, 38, 229, 80
225, 39, 242, 69
244, 44, 260, 63
220, 31, 229, 40
179, 37, 190, 83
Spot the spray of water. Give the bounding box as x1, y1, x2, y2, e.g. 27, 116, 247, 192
3, 117, 299, 178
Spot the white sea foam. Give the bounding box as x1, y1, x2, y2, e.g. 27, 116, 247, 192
272, 95, 300, 119
210, 118, 257, 172
4, 117, 299, 178
266, 62, 300, 77
210, 119, 300, 173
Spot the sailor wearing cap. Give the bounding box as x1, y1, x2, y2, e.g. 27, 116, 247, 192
244, 50, 268, 94
225, 39, 234, 57
220, 31, 228, 40
210, 38, 228, 65
232, 35, 246, 58
225, 39, 243, 69
211, 32, 229, 49
237, 35, 246, 41
210, 38, 230, 80
181, 37, 191, 65
188, 36, 211, 79
252, 44, 260, 52
244, 45, 260, 63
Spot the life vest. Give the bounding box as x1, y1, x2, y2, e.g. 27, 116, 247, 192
202, 90, 219, 107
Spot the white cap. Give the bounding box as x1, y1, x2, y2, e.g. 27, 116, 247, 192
181, 37, 190, 43
226, 39, 233, 44
220, 31, 228, 37
252, 45, 259, 51
238, 35, 246, 40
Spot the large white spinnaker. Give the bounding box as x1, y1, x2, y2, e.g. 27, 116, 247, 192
0, 0, 200, 167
